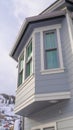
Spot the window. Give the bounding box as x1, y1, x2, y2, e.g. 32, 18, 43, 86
25, 40, 32, 78
44, 30, 59, 69
31, 123, 56, 130
18, 38, 33, 87
43, 127, 55, 130
18, 54, 24, 86
39, 25, 64, 74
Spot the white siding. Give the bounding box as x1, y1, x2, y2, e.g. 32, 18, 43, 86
15, 75, 35, 113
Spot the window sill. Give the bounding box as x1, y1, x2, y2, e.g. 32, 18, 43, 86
41, 67, 64, 75
25, 73, 34, 84
17, 73, 34, 92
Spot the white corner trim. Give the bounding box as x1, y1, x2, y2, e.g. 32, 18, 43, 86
56, 28, 64, 68
35, 92, 71, 102
66, 13, 73, 53
32, 34, 35, 75
41, 31, 45, 71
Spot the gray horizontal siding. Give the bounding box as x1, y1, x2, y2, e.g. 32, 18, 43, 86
34, 24, 69, 94
60, 16, 73, 95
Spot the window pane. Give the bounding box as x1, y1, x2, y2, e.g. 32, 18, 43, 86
19, 56, 24, 71
26, 62, 30, 77
29, 41, 32, 55
26, 41, 32, 59
30, 59, 32, 74
46, 50, 58, 69
26, 59, 32, 78
18, 71, 23, 86
45, 32, 57, 49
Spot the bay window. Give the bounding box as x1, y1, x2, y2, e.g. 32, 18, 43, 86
18, 38, 33, 87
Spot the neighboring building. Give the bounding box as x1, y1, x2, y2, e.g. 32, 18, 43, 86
10, 0, 73, 130
0, 94, 21, 130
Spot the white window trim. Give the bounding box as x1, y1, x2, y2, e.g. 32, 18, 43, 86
18, 33, 34, 87
34, 24, 64, 74
24, 35, 34, 80
18, 51, 24, 86
31, 122, 56, 130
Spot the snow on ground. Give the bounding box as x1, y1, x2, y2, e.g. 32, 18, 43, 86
0, 94, 21, 130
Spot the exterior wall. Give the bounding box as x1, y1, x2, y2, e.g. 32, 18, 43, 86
14, 12, 73, 130
15, 18, 68, 115
60, 14, 73, 96
23, 15, 73, 130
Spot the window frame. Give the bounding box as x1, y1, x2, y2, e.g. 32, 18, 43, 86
18, 52, 24, 86
43, 29, 59, 70
25, 39, 33, 79
17, 34, 34, 87
31, 122, 56, 130
35, 24, 64, 74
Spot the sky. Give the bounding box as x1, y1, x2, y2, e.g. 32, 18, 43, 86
0, 0, 56, 95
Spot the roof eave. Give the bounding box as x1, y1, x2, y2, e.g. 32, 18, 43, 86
10, 19, 28, 58
10, 10, 66, 60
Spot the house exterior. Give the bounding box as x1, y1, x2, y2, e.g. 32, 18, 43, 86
10, 0, 73, 130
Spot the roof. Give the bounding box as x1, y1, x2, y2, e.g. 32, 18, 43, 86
40, 0, 63, 14
10, 0, 73, 60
